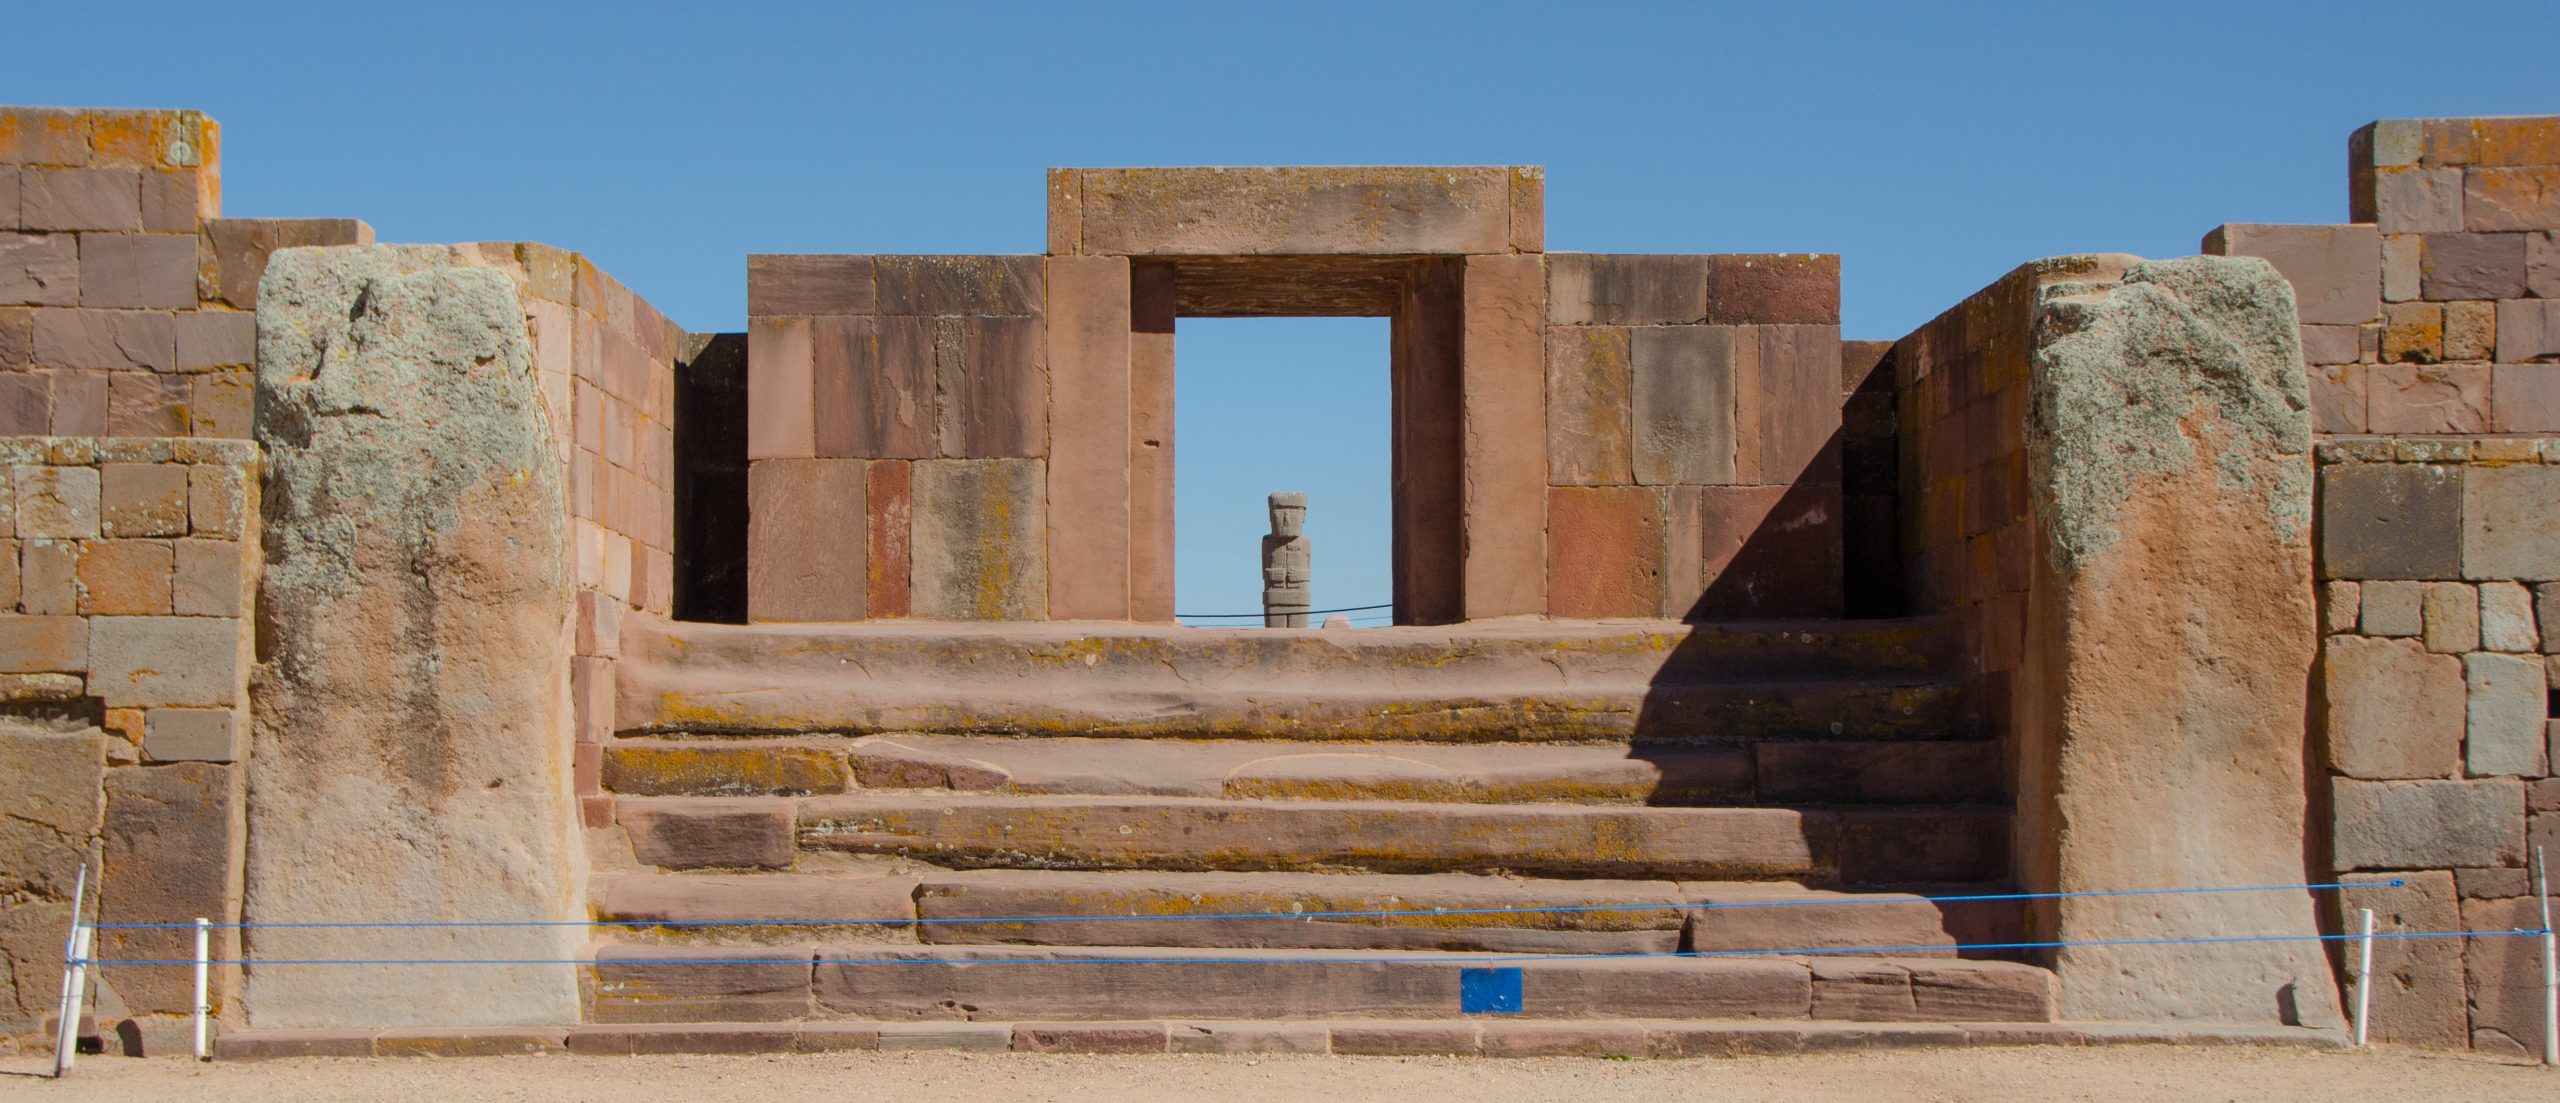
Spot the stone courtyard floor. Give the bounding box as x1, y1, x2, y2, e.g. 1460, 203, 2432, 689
0, 1046, 2546, 1102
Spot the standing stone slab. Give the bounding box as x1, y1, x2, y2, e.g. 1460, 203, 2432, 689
2016, 257, 2337, 1026
910, 458, 1045, 620
249, 245, 581, 1028
0, 717, 101, 1032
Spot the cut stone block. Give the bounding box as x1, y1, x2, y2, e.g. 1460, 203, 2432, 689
2464, 465, 2560, 581
2480, 581, 2539, 652
141, 706, 238, 762
2358, 580, 2423, 636
2465, 653, 2548, 777
2419, 232, 2528, 300
1546, 254, 1839, 326
2202, 224, 2380, 325
746, 458, 865, 622
2331, 778, 2525, 869
602, 741, 849, 797
618, 797, 796, 870
2318, 463, 2461, 580
587, 945, 813, 1023
1545, 486, 1663, 618
13, 463, 97, 539
2423, 582, 2481, 653
745, 254, 874, 316
2461, 895, 2560, 1055
87, 615, 238, 706
1065, 167, 1517, 256
909, 458, 1045, 621
1543, 325, 1631, 486
1628, 326, 1737, 485
2322, 635, 2463, 779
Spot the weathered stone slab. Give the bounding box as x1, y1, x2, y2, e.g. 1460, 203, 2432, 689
2339, 872, 2467, 1048
2464, 465, 2560, 581
2465, 653, 2548, 776
2422, 581, 2481, 653
2321, 635, 2464, 779
2332, 778, 2525, 869
2016, 257, 2336, 1027
97, 762, 233, 1015
0, 717, 100, 1030
1628, 326, 1737, 485
1461, 253, 1548, 619
1065, 167, 1517, 256
2480, 581, 2539, 652
588, 945, 813, 1023
2201, 224, 2380, 325
2358, 580, 2422, 636
2461, 895, 2560, 1055
910, 458, 1044, 620
248, 245, 580, 1028
602, 741, 848, 797
618, 797, 795, 870
2317, 463, 2461, 580
598, 873, 917, 934
1543, 325, 1631, 486
1546, 254, 1839, 326
1544, 486, 1662, 618
745, 458, 865, 622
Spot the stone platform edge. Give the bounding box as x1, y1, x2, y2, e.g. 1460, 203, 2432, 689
206, 1020, 2347, 1060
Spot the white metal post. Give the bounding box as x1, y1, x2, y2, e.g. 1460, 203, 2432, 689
2537, 846, 2555, 1068
51, 863, 87, 1079
2354, 907, 2375, 1047
193, 917, 211, 1061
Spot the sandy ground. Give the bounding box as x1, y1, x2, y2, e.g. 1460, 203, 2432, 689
0, 1046, 2547, 1103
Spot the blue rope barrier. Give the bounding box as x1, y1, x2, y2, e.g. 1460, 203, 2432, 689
84, 879, 2407, 932
75, 925, 2555, 969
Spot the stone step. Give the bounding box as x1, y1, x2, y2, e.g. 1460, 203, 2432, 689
600, 734, 2007, 806
583, 943, 2060, 1024
611, 795, 2008, 883
594, 870, 2031, 959
616, 615, 1973, 742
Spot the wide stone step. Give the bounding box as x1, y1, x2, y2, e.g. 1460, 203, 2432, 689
611, 795, 2008, 883
600, 734, 2006, 806
593, 870, 2031, 958
583, 943, 2059, 1024
616, 615, 1972, 742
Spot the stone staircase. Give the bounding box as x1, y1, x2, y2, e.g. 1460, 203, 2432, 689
583, 615, 2060, 1048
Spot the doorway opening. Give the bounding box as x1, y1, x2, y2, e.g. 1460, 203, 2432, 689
1172, 317, 1392, 629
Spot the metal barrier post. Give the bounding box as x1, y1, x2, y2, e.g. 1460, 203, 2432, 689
51, 863, 87, 1079
193, 917, 212, 1061
2353, 907, 2375, 1047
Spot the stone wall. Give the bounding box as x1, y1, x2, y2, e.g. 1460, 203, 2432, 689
1, 107, 369, 440
2313, 437, 2560, 1053
1541, 254, 1843, 619
0, 435, 256, 1052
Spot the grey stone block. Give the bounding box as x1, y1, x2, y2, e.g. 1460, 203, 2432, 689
909, 458, 1045, 621
2323, 635, 2463, 780
2423, 582, 2480, 654
2465, 653, 2548, 778
142, 707, 239, 763
2479, 582, 2539, 652
2318, 464, 2461, 580
86, 615, 240, 707
2361, 580, 2424, 637
2539, 583, 2560, 655
2332, 778, 2525, 870
2465, 466, 2560, 581
1629, 326, 1739, 486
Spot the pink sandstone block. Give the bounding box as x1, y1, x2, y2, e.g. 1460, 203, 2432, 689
746, 458, 866, 622
0, 232, 77, 305
746, 315, 815, 460
1043, 254, 1132, 619
0, 109, 90, 165
866, 458, 913, 618
2201, 224, 2381, 325
20, 166, 139, 231
1546, 485, 1663, 618
1543, 325, 1632, 486
1461, 253, 1546, 619
2463, 166, 2560, 232
78, 232, 196, 309
2493, 364, 2560, 433
1128, 264, 1175, 621
747, 254, 874, 316
2375, 167, 2464, 234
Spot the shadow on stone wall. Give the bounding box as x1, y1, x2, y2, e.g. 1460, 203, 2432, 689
674, 333, 749, 623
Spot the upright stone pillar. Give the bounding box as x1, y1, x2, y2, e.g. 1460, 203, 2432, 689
2016, 256, 2339, 1026
1262, 492, 1310, 627
247, 246, 582, 1028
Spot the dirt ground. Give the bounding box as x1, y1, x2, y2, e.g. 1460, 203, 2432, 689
0, 1046, 2547, 1103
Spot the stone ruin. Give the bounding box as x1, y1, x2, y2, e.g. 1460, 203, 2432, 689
0, 104, 2556, 1058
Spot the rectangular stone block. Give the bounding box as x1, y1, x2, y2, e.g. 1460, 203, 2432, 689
2464, 166, 2560, 232
77, 538, 172, 615
2336, 872, 2466, 1048
2480, 581, 2539, 652
746, 254, 874, 316
2383, 234, 2421, 301
2421, 233, 2528, 301
2317, 463, 2460, 579
99, 462, 187, 537
2321, 579, 2359, 634
2530, 231, 2560, 297
106, 372, 189, 437
2299, 324, 2362, 365
2202, 224, 2381, 325
616, 798, 796, 871
2495, 363, 2560, 434
87, 615, 240, 706
1043, 255, 1130, 619
1546, 253, 1839, 326
875, 1023, 1010, 1052
942, 315, 1046, 458
19, 539, 77, 615
1167, 1021, 1329, 1054
174, 310, 255, 370
2499, 298, 2560, 365
745, 459, 865, 622
2423, 581, 2480, 653
587, 945, 812, 1023
20, 167, 139, 231
865, 459, 912, 619
1011, 1022, 1169, 1055
0, 232, 77, 305
1543, 325, 1631, 486
2464, 464, 2560, 580
2466, 653, 2548, 777
187, 462, 246, 538
197, 218, 374, 310
875, 255, 1042, 316
169, 538, 241, 618
1629, 325, 1736, 485
1068, 166, 1515, 256
2375, 166, 2464, 234
2380, 302, 2443, 364
2541, 583, 2560, 655
2461, 895, 2560, 1055
2368, 364, 2489, 432
2305, 364, 2360, 433
2443, 300, 2495, 361
143, 707, 240, 763
810, 313, 933, 459
2331, 777, 2525, 869
2322, 635, 2463, 779
1757, 325, 1843, 483
97, 761, 235, 1014
32, 306, 173, 371
1461, 254, 1547, 619
1690, 482, 1842, 618
910, 458, 1045, 621
746, 315, 814, 461
1545, 486, 1663, 618
13, 463, 97, 538
0, 614, 85, 673
77, 232, 195, 308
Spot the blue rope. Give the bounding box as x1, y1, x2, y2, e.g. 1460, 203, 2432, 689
84, 879, 2406, 932
77, 926, 2552, 969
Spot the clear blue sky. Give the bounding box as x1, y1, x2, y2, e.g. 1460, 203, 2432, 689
16, 1, 2553, 620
